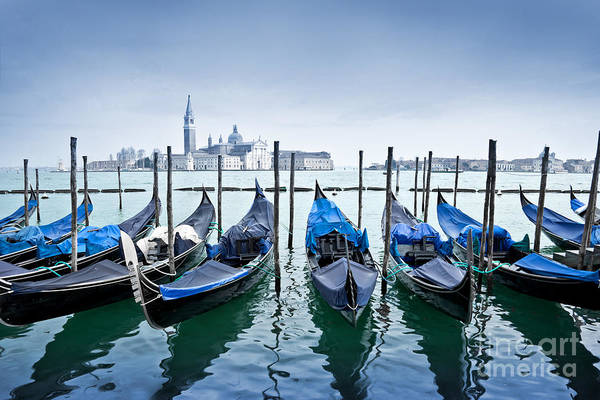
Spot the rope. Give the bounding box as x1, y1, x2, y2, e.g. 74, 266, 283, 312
244, 258, 280, 278
208, 222, 223, 234
54, 261, 72, 270
453, 261, 509, 274
34, 266, 62, 277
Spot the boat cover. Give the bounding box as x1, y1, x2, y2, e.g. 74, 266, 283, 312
11, 259, 127, 294
117, 196, 159, 237
311, 257, 377, 310
570, 194, 600, 223
159, 259, 250, 300
514, 253, 599, 283
39, 200, 92, 241
390, 223, 453, 257
36, 225, 121, 259
0, 260, 29, 278
522, 200, 600, 245
407, 257, 466, 290
136, 225, 201, 263
306, 197, 369, 254
206, 181, 274, 260
0, 198, 38, 229
438, 200, 518, 252
382, 198, 420, 235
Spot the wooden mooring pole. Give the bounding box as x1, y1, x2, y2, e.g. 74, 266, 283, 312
83, 155, 89, 226
153, 151, 160, 227
395, 158, 400, 194
35, 168, 40, 222
23, 159, 28, 227
382, 146, 393, 296
424, 152, 432, 222
217, 154, 222, 240
533, 147, 549, 253
421, 156, 426, 215
413, 157, 419, 216
579, 132, 600, 269
70, 137, 78, 272
274, 141, 281, 295
358, 150, 363, 229
476, 140, 495, 292
453, 156, 460, 207
117, 166, 123, 210
467, 228, 474, 268
167, 146, 175, 277
288, 152, 295, 249
485, 141, 497, 289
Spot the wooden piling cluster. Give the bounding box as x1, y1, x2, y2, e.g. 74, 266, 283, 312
579, 132, 600, 269
477, 140, 496, 291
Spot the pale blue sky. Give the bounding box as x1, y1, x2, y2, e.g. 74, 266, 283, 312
1, 0, 599, 167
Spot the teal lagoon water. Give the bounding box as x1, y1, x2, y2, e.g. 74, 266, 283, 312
0, 169, 599, 399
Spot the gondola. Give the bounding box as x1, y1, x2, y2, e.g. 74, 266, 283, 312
383, 193, 473, 323
569, 185, 600, 223
438, 192, 600, 310
0, 194, 158, 283
0, 195, 93, 264
0, 189, 215, 326
129, 180, 274, 329
520, 187, 584, 250
306, 181, 377, 326
0, 189, 37, 234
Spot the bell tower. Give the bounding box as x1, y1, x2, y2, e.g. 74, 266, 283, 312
183, 95, 196, 154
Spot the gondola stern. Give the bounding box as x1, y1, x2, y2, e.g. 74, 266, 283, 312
314, 181, 326, 200
437, 191, 448, 205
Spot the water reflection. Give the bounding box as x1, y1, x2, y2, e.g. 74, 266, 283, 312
393, 286, 470, 399
10, 300, 143, 399
309, 282, 377, 400
492, 285, 600, 398
151, 278, 267, 399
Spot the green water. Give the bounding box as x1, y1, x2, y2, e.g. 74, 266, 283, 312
0, 170, 599, 399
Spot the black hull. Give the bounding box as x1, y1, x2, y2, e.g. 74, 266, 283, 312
0, 245, 200, 327
137, 249, 273, 329
452, 240, 600, 310
391, 255, 474, 323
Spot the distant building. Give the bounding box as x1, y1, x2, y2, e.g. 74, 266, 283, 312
183, 95, 196, 155
88, 160, 119, 171
278, 151, 334, 170
564, 159, 592, 173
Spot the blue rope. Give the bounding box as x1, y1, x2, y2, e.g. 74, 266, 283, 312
54, 261, 72, 270
453, 261, 508, 274
385, 261, 412, 279
35, 266, 62, 277
244, 258, 280, 278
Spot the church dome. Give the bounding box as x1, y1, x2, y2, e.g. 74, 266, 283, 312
228, 124, 243, 144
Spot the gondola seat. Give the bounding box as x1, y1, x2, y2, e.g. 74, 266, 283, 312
405, 236, 438, 266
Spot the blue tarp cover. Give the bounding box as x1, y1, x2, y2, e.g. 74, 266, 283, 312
408, 257, 467, 290
36, 225, 121, 259
206, 181, 274, 260
0, 226, 46, 255
438, 201, 515, 251
514, 253, 600, 283
521, 200, 600, 245
390, 223, 453, 257
306, 198, 369, 254
40, 201, 93, 241
160, 259, 250, 300
11, 259, 127, 294
311, 257, 378, 311
571, 196, 585, 215
0, 199, 37, 229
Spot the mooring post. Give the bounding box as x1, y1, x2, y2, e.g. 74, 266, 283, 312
288, 152, 295, 249
424, 151, 432, 222
485, 140, 497, 289
217, 154, 222, 241
395, 158, 400, 194
477, 140, 494, 292
467, 228, 474, 268
70, 137, 78, 272
82, 155, 89, 226
167, 146, 175, 277
35, 168, 40, 222
153, 151, 160, 227
534, 147, 550, 253
358, 150, 363, 229
453, 156, 460, 207
413, 156, 419, 216
579, 132, 600, 269
274, 141, 281, 295
117, 166, 123, 210
421, 156, 427, 215
23, 159, 29, 227
382, 146, 393, 296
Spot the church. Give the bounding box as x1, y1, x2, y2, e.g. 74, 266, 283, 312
172, 95, 271, 170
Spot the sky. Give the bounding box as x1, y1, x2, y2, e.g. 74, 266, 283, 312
1, 0, 599, 167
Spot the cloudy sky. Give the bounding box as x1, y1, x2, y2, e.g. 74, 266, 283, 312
1, 0, 599, 167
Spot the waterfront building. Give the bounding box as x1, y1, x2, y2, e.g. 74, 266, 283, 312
278, 151, 334, 170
